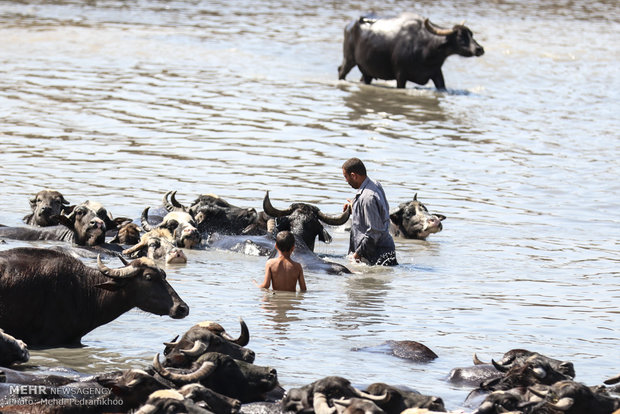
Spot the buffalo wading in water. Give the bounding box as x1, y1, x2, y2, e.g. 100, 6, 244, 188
0, 248, 189, 346
338, 12, 484, 89
389, 194, 446, 240
23, 189, 71, 227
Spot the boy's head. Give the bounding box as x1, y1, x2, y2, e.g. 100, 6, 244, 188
275, 230, 295, 253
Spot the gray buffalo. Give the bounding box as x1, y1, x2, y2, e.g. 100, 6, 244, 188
23, 189, 71, 226
338, 12, 484, 89
0, 248, 189, 346
123, 227, 188, 264
141, 207, 202, 249
389, 194, 445, 240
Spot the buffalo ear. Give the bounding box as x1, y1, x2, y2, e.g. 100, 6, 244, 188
95, 281, 122, 291
56, 215, 74, 229
29, 196, 37, 209
319, 229, 332, 244
436, 214, 447, 221
389, 208, 403, 223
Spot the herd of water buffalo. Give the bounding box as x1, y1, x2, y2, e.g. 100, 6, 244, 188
0, 187, 618, 413
0, 10, 617, 414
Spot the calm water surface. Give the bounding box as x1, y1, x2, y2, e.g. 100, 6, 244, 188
1, 0, 619, 409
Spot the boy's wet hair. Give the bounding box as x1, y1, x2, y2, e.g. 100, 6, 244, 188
275, 230, 295, 252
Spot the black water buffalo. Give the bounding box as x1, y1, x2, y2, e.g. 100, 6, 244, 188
262, 192, 352, 275
479, 353, 575, 392
364, 382, 446, 413
123, 227, 188, 264
164, 191, 267, 236
163, 319, 255, 368
141, 207, 202, 249
338, 12, 484, 89
23, 189, 71, 226
153, 352, 278, 403
0, 248, 189, 346
0, 200, 124, 246
0, 329, 29, 366
389, 194, 445, 240
282, 376, 388, 414
528, 380, 620, 414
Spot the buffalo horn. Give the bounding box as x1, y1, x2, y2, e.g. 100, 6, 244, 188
141, 207, 153, 232
313, 392, 337, 414
152, 353, 216, 384
413, 193, 418, 201
527, 386, 548, 399
163, 191, 187, 212
221, 317, 250, 346
604, 373, 620, 385
97, 255, 139, 279
549, 397, 574, 411
122, 240, 147, 257
491, 359, 509, 373
263, 191, 294, 217
424, 18, 455, 36
317, 204, 351, 226
353, 389, 389, 403
163, 335, 180, 348
473, 353, 486, 365
117, 255, 130, 266
180, 340, 209, 357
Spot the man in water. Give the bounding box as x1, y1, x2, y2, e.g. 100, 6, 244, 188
342, 157, 397, 266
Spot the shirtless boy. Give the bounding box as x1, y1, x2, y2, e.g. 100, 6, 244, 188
254, 231, 307, 292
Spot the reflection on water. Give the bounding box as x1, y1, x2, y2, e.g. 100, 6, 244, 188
0, 0, 619, 409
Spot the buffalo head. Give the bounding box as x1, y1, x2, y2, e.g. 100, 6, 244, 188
163, 319, 254, 368
263, 191, 350, 251
24, 190, 71, 226
141, 207, 201, 249
389, 194, 445, 240
424, 18, 484, 57
97, 255, 189, 319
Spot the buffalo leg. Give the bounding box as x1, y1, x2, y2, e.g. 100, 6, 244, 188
338, 59, 356, 80
360, 70, 373, 85
431, 71, 446, 90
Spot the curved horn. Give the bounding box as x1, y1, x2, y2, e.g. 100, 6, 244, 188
473, 353, 486, 365
313, 392, 337, 414
97, 254, 139, 279
221, 318, 250, 346
317, 204, 351, 226
527, 386, 548, 399
333, 398, 351, 406
353, 389, 389, 403
491, 359, 509, 373
163, 335, 180, 348
424, 18, 455, 36
604, 373, 620, 385
549, 397, 574, 411
263, 191, 294, 217
413, 193, 418, 201
180, 340, 209, 357
163, 191, 187, 212
117, 255, 130, 266
141, 207, 153, 232
122, 240, 147, 257
152, 353, 216, 384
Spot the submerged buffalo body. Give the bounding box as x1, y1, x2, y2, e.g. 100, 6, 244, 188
0, 248, 188, 346
338, 12, 484, 89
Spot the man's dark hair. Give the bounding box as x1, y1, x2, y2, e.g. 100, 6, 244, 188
342, 158, 367, 176
275, 230, 295, 252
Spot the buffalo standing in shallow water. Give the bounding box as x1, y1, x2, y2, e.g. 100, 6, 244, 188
338, 12, 484, 89
0, 248, 189, 346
